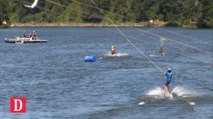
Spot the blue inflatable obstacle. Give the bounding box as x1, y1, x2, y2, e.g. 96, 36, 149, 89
84, 56, 96, 62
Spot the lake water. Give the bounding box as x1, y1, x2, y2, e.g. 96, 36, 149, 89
0, 27, 212, 119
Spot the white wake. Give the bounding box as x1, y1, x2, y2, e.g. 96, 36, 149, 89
146, 86, 200, 98
104, 52, 129, 57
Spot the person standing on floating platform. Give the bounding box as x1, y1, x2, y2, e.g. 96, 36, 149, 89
164, 68, 172, 94
29, 32, 33, 40
29, 31, 37, 40
32, 31, 37, 40
22, 30, 27, 38
111, 45, 116, 55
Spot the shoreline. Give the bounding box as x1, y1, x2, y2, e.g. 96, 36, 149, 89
3, 22, 205, 28
12, 22, 165, 28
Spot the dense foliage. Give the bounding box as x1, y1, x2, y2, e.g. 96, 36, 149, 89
0, 0, 212, 27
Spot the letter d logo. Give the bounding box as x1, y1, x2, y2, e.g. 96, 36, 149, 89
10, 97, 26, 113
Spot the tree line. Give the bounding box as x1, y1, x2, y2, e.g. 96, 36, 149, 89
0, 0, 212, 28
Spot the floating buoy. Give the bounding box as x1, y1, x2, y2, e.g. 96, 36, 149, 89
84, 56, 96, 62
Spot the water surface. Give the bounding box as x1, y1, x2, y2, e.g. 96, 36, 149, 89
0, 27, 212, 119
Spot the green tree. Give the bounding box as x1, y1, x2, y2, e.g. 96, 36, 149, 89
199, 0, 213, 27
0, 0, 11, 24
0, 0, 212, 28
59, 1, 83, 22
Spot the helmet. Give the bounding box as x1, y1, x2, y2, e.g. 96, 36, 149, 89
112, 45, 114, 48
168, 68, 172, 71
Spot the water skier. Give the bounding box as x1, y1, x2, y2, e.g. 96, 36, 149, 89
164, 68, 172, 94
111, 45, 116, 55
159, 38, 165, 56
